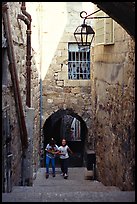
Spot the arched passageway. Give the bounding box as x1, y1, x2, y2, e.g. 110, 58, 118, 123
43, 109, 88, 167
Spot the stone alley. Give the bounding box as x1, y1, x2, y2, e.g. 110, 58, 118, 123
2, 2, 135, 198
2, 167, 135, 202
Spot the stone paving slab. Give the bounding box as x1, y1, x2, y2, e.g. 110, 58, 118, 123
2, 167, 135, 202
2, 189, 135, 202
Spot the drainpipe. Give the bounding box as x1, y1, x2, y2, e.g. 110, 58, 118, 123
17, 2, 32, 107
2, 2, 28, 150
17, 3, 33, 185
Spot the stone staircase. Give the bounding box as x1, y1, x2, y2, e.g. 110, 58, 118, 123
2, 167, 135, 202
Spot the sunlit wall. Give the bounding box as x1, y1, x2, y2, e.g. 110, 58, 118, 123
27, 2, 94, 80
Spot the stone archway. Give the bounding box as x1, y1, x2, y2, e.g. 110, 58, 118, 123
91, 2, 135, 40
43, 108, 88, 167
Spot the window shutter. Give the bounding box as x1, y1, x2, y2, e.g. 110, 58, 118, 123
95, 11, 104, 44
95, 11, 114, 45
104, 16, 114, 44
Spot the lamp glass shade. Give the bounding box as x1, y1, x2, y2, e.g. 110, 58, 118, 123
74, 23, 95, 47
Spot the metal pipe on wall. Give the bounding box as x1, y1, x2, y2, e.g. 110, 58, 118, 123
17, 2, 32, 107
17, 2, 33, 185
2, 2, 28, 150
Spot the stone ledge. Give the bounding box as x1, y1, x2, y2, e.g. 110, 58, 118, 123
84, 168, 94, 180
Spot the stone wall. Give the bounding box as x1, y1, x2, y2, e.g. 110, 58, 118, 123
91, 22, 135, 190
2, 2, 40, 186
42, 2, 94, 147
31, 53, 41, 178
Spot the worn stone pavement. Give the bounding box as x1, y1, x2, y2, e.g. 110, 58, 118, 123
2, 167, 135, 202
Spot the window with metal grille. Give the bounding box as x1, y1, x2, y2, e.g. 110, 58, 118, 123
68, 43, 90, 80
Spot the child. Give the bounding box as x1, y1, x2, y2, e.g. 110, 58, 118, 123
45, 138, 59, 178
58, 138, 73, 179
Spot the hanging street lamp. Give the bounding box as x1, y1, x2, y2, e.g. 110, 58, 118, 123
74, 11, 95, 48
74, 9, 110, 48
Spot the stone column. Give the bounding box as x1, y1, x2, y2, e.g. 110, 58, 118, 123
23, 107, 35, 186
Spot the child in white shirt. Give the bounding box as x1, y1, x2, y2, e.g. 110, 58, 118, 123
58, 138, 73, 179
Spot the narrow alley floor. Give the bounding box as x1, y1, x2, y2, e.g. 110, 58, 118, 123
2, 167, 135, 202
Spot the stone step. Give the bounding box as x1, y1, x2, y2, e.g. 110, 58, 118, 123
32, 167, 120, 192
2, 167, 135, 202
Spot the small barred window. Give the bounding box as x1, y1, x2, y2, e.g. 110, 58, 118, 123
68, 43, 90, 80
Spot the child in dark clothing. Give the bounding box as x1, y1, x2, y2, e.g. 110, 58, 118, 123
45, 138, 59, 178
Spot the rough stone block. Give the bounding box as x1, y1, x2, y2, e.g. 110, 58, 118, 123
84, 168, 94, 180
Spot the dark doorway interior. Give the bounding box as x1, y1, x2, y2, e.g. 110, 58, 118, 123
42, 109, 88, 167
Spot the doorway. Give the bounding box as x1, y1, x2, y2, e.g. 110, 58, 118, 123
42, 109, 88, 167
